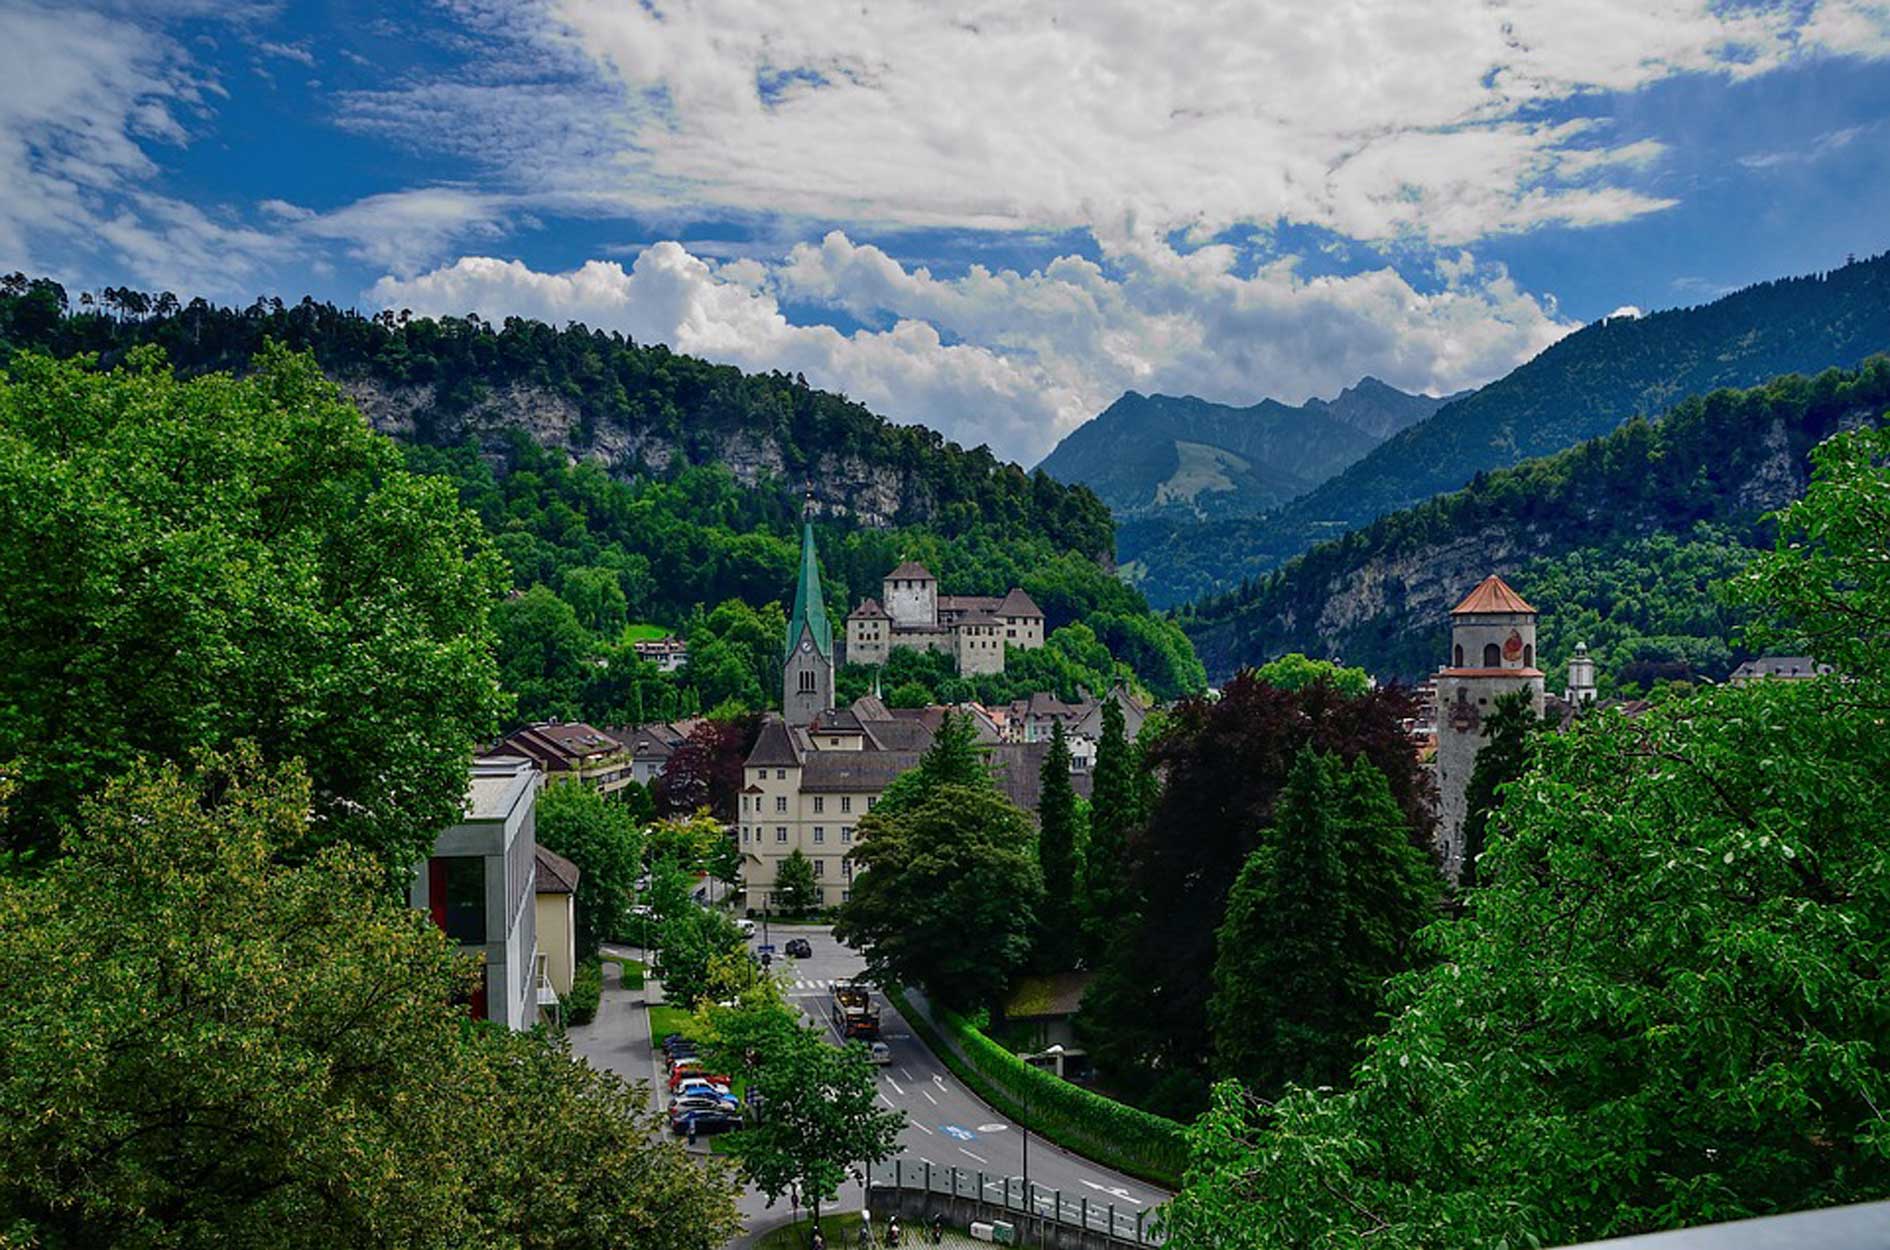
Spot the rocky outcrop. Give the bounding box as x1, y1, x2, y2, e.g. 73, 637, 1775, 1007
337, 374, 928, 529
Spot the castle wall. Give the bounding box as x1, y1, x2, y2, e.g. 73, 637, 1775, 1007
957, 623, 1006, 675
846, 618, 890, 665
884, 577, 936, 628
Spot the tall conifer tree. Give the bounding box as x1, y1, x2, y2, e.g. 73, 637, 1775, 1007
1035, 720, 1081, 970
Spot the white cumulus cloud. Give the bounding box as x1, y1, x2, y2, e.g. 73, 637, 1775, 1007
370, 233, 1574, 465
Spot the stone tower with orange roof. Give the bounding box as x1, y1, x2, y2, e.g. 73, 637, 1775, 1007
1434, 573, 1546, 881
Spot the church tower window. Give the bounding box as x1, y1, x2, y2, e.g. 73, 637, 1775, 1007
1453, 643, 1464, 667
1483, 642, 1502, 667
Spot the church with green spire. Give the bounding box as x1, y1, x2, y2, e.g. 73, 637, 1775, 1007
782, 518, 834, 727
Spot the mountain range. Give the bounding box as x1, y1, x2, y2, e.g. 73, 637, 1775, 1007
1126, 249, 1890, 609
1177, 357, 1890, 684
1036, 378, 1460, 520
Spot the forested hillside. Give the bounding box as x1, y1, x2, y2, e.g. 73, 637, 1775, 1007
1177, 358, 1890, 684
1126, 250, 1890, 606
1036, 379, 1453, 520
0, 277, 1204, 724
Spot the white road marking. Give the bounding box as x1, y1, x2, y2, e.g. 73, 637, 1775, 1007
886, 1074, 906, 1095
932, 1075, 948, 1091
976, 1123, 1007, 1133
922, 1090, 937, 1106
959, 1148, 988, 1164
1080, 1180, 1144, 1205
901, 1068, 915, 1082
911, 1121, 934, 1135
878, 1093, 896, 1109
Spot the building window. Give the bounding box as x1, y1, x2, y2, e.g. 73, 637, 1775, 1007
776, 827, 788, 843
842, 889, 852, 902
776, 768, 786, 780
775, 795, 788, 813
814, 827, 825, 843
841, 826, 853, 843
1454, 643, 1464, 667
740, 795, 749, 813
843, 857, 854, 877
866, 796, 877, 810
742, 827, 750, 843
799, 669, 816, 693
814, 796, 825, 814
1524, 644, 1534, 668
430, 855, 487, 945
1483, 642, 1502, 667
841, 796, 851, 813
813, 858, 825, 877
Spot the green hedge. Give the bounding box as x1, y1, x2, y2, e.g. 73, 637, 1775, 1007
886, 987, 1186, 1189
566, 959, 603, 1027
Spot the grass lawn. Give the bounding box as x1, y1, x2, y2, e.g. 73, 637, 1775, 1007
621, 622, 670, 643
603, 955, 645, 990
753, 1211, 864, 1250
649, 1004, 697, 1043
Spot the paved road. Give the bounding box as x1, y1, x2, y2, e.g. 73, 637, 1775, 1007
756, 924, 1168, 1231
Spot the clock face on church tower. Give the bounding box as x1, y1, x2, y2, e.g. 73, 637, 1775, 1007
800, 639, 812, 654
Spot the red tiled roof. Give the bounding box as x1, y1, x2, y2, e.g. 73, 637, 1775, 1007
1450, 574, 1537, 616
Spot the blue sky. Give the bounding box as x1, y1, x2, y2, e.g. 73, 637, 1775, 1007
4, 0, 1888, 463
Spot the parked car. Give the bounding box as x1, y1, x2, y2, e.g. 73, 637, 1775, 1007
669, 1105, 742, 1136
737, 918, 757, 937
670, 1093, 738, 1115
661, 1034, 696, 1056
785, 937, 813, 959
867, 1041, 892, 1066
669, 1067, 732, 1093
674, 1077, 733, 1101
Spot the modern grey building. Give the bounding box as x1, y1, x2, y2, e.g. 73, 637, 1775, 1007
410, 754, 544, 1031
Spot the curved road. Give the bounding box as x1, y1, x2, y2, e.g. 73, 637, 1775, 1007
760, 925, 1167, 1234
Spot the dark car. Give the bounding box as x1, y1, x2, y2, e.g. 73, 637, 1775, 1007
785, 937, 813, 959
669, 1105, 742, 1136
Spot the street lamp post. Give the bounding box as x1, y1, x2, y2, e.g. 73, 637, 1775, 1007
1017, 1045, 1064, 1237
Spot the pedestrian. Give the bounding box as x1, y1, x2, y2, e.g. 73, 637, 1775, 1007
931, 1212, 943, 1245
812, 1228, 826, 1250
686, 1114, 698, 1147
888, 1215, 901, 1249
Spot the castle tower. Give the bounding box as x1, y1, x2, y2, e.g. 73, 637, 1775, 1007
1566, 641, 1597, 707
783, 514, 834, 727
883, 561, 938, 628
1433, 574, 1545, 881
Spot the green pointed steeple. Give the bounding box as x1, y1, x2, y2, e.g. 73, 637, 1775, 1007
785, 519, 833, 662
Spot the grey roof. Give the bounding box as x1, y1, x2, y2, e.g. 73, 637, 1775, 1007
849, 597, 891, 620
1729, 656, 1829, 680
464, 755, 537, 821
746, 717, 804, 768
534, 844, 581, 894
995, 588, 1044, 618
887, 561, 936, 581
802, 752, 922, 793
937, 594, 1003, 614
500, 721, 623, 766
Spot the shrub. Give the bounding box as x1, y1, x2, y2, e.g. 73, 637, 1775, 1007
566, 959, 604, 1027
886, 987, 1187, 1188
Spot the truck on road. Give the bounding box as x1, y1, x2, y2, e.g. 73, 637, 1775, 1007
831, 978, 881, 1040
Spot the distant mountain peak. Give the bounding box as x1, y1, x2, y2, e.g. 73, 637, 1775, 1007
1037, 378, 1460, 520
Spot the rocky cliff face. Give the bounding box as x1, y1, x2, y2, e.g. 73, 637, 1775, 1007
339, 375, 926, 529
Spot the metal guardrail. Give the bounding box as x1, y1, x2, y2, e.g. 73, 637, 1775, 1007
868, 1158, 1163, 1246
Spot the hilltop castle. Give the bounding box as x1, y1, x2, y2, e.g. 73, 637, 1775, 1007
845, 561, 1044, 676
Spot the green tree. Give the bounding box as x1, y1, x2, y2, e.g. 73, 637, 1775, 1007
710, 1009, 904, 1234
560, 564, 630, 635
536, 781, 645, 957
1250, 652, 1374, 697
1208, 749, 1436, 1095
1165, 417, 1890, 1248
873, 709, 990, 816
493, 585, 594, 725
1034, 720, 1083, 971
774, 847, 819, 916
0, 346, 508, 871
834, 784, 1042, 1010
656, 905, 746, 1009
0, 750, 738, 1249
1081, 697, 1139, 949
1458, 691, 1540, 890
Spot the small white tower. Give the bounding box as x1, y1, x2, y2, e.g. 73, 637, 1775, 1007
1434, 574, 1546, 882
1565, 642, 1597, 707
